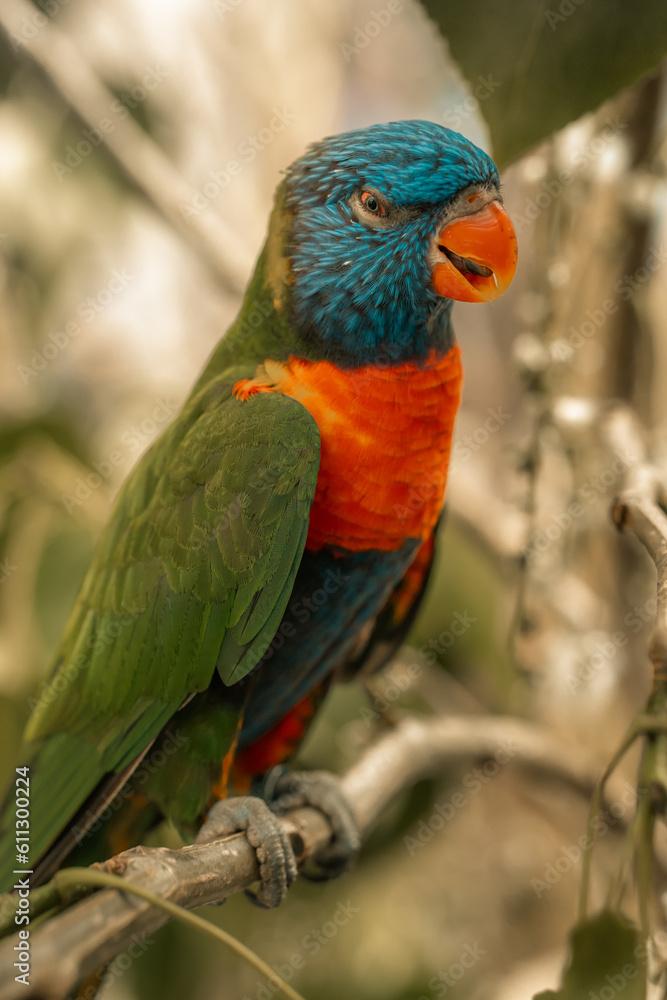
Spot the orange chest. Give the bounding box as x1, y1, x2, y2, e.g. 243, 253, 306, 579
234, 346, 463, 552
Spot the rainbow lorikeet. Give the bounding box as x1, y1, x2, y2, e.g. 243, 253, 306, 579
0, 120, 516, 906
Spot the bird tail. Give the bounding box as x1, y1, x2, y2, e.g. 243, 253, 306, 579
0, 733, 105, 893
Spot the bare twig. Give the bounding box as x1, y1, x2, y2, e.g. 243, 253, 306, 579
612, 486, 667, 685
0, 0, 246, 296
0, 713, 642, 999
575, 481, 667, 920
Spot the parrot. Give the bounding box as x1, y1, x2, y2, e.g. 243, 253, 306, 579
0, 120, 517, 907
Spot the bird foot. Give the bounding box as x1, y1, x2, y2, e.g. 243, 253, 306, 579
263, 768, 361, 881
195, 795, 298, 908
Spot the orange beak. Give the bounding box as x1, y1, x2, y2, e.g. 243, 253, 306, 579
432, 201, 518, 303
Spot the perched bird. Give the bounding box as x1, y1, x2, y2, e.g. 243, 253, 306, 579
0, 120, 517, 905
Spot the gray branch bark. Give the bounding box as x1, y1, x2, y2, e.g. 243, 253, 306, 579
0, 713, 644, 1000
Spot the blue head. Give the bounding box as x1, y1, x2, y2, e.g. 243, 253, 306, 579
281, 120, 515, 368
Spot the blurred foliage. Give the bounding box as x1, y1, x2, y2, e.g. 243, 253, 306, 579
420, 0, 667, 167
535, 911, 644, 1000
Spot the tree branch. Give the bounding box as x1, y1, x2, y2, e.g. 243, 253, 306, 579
0, 0, 246, 296
0, 713, 643, 999
612, 485, 667, 686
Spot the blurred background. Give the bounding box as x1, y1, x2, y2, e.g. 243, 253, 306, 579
1, 0, 667, 997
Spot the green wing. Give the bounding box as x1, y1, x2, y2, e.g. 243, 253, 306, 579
0, 371, 320, 885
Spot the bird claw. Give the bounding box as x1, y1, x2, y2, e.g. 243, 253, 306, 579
195, 771, 359, 905
195, 795, 298, 908
267, 769, 361, 881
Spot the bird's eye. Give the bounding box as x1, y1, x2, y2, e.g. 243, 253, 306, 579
349, 187, 396, 228
360, 190, 387, 216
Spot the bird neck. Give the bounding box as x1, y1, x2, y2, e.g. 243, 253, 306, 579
191, 189, 456, 395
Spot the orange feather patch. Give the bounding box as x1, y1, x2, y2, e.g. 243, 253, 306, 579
231, 692, 318, 788
233, 346, 462, 552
